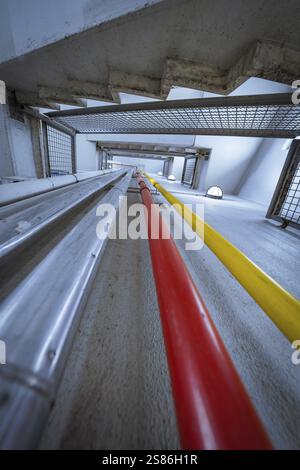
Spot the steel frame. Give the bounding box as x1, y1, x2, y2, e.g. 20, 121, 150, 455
46, 93, 300, 138
97, 142, 202, 157
267, 140, 300, 229
43, 122, 76, 176
108, 153, 168, 161
181, 156, 197, 187
101, 147, 198, 157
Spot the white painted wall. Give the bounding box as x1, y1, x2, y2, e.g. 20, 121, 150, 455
0, 0, 162, 64
171, 156, 185, 180
76, 134, 99, 171
0, 104, 36, 178
195, 135, 262, 194
192, 78, 292, 194
238, 138, 290, 207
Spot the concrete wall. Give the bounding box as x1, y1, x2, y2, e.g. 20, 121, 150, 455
195, 135, 262, 194
0, 0, 162, 64
169, 79, 292, 194
76, 134, 99, 171
171, 156, 185, 180
0, 104, 36, 178
0, 105, 13, 177
238, 138, 290, 207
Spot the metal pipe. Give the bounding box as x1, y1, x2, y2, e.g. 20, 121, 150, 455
0, 170, 132, 449
136, 175, 272, 450
0, 169, 117, 207
145, 173, 300, 344
0, 170, 126, 263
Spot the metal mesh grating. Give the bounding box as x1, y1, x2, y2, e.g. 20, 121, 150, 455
276, 156, 300, 224
182, 157, 197, 186
47, 94, 300, 138
46, 125, 73, 175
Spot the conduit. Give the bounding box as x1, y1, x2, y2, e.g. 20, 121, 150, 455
145, 173, 300, 344
0, 169, 126, 263
136, 175, 272, 450
0, 171, 133, 449
0, 169, 116, 207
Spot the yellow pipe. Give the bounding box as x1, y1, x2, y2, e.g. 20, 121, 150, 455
145, 173, 300, 343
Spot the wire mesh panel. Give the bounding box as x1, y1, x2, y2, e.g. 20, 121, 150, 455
182, 157, 197, 186
268, 141, 300, 228
275, 146, 300, 224
277, 164, 300, 223
47, 94, 300, 138
46, 124, 74, 175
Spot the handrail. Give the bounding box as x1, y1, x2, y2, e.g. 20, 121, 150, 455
0, 170, 126, 263
144, 173, 300, 343
137, 175, 272, 450
0, 172, 133, 449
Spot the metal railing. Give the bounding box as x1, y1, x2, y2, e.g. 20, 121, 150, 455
44, 123, 76, 176
0, 171, 132, 449
267, 140, 300, 229
47, 93, 300, 138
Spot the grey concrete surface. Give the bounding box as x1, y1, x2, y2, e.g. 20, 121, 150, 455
162, 191, 300, 449
39, 191, 179, 450
0, 0, 162, 64
1, 0, 299, 104
40, 183, 300, 450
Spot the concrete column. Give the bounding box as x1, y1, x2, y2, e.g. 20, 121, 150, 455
97, 149, 105, 170
196, 158, 210, 193
167, 157, 174, 177
0, 103, 36, 178
30, 117, 47, 178
0, 105, 14, 177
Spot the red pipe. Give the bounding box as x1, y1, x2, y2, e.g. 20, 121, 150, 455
137, 175, 272, 450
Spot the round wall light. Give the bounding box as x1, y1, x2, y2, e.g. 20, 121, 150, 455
206, 186, 223, 199
168, 174, 176, 181
157, 171, 163, 176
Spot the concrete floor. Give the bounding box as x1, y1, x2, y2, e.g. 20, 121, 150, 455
40, 181, 300, 450
40, 191, 179, 450
161, 187, 300, 449
151, 178, 203, 196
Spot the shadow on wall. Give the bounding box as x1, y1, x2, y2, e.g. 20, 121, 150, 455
237, 138, 291, 207
195, 135, 263, 194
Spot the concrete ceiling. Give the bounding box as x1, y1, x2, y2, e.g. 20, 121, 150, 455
0, 0, 299, 108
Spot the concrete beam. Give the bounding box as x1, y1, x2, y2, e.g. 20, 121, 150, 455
227, 41, 300, 92
161, 59, 226, 97
38, 86, 87, 107
97, 141, 199, 157
15, 91, 60, 110
108, 152, 167, 160
162, 41, 300, 97
109, 70, 161, 100
0, 80, 6, 104
68, 80, 114, 102
102, 147, 196, 157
